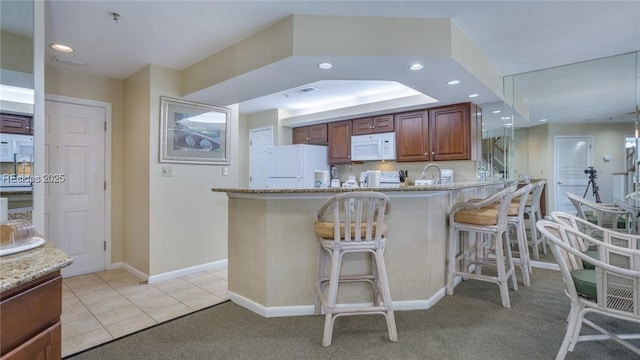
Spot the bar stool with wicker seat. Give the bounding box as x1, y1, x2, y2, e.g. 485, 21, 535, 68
446, 185, 518, 307
314, 191, 397, 347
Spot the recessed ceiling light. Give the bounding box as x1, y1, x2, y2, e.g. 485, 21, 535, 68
50, 43, 74, 53
539, 118, 548, 122
447, 80, 460, 85
468, 93, 479, 98
492, 110, 501, 114
409, 63, 424, 71
318, 62, 333, 69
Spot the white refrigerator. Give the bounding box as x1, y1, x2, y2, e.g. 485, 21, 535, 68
266, 144, 329, 189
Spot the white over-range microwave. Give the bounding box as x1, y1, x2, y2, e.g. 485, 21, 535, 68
350, 132, 396, 161
0, 133, 34, 163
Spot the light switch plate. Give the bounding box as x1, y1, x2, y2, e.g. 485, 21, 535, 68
222, 167, 228, 176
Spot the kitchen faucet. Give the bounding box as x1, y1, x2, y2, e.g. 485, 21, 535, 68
420, 163, 442, 184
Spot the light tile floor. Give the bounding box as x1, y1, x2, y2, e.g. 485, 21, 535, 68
61, 266, 228, 357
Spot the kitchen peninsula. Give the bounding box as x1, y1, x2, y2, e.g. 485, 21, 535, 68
212, 181, 506, 317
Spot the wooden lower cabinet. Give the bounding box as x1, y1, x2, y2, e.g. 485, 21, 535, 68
1, 272, 62, 360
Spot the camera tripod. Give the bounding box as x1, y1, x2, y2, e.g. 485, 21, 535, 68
583, 177, 602, 203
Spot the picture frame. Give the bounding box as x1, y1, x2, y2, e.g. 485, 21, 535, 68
159, 96, 231, 165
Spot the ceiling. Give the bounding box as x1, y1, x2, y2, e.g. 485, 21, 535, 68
5, 1, 640, 128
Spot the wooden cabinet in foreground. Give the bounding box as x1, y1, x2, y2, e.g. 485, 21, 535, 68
328, 120, 352, 164
1, 272, 62, 360
292, 124, 328, 144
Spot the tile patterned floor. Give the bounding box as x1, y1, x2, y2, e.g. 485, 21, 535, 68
61, 267, 228, 357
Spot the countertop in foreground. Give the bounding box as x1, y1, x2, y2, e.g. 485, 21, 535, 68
211, 180, 509, 194
0, 241, 73, 292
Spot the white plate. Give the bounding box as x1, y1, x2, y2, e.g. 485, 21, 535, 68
0, 237, 45, 257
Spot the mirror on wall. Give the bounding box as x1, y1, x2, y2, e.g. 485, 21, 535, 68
501, 51, 639, 263
0, 0, 34, 216
479, 100, 514, 181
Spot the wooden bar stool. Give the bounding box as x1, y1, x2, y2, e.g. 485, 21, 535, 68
447, 185, 518, 307
314, 191, 397, 347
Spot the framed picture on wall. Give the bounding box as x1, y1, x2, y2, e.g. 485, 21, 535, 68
159, 96, 231, 164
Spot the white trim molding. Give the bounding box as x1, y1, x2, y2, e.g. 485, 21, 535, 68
147, 259, 229, 284
229, 286, 447, 318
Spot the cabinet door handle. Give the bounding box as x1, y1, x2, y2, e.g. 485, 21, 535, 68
372, 125, 376, 129
431, 151, 435, 155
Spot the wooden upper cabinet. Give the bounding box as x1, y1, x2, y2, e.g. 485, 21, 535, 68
429, 103, 470, 161
352, 114, 394, 135
292, 124, 328, 144
395, 103, 481, 162
395, 110, 430, 162
428, 102, 481, 161
328, 120, 352, 164
292, 127, 309, 144
1, 113, 33, 135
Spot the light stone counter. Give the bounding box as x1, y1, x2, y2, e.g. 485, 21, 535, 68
212, 181, 508, 318
0, 240, 73, 292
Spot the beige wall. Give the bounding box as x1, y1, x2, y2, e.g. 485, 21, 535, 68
44, 63, 237, 278
1, 30, 33, 74
123, 66, 152, 273
146, 65, 237, 276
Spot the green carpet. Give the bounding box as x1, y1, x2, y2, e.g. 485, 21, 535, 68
65, 269, 639, 360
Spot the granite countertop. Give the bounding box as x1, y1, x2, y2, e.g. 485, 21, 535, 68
212, 180, 510, 194
0, 240, 73, 293
0, 188, 34, 195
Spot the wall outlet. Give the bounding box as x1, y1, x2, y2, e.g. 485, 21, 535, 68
222, 167, 228, 176
162, 166, 173, 177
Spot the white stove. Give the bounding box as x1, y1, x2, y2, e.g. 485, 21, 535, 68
378, 171, 401, 188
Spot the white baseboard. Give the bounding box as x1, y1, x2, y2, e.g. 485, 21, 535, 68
147, 259, 228, 284
109, 259, 228, 284
109, 262, 148, 282
228, 289, 447, 318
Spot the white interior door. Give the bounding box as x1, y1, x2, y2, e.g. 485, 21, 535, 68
45, 100, 106, 277
249, 126, 273, 189
555, 136, 593, 212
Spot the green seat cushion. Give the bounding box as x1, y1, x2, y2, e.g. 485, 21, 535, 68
582, 249, 599, 270
571, 269, 596, 299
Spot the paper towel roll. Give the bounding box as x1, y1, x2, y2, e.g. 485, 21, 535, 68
0, 198, 7, 223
